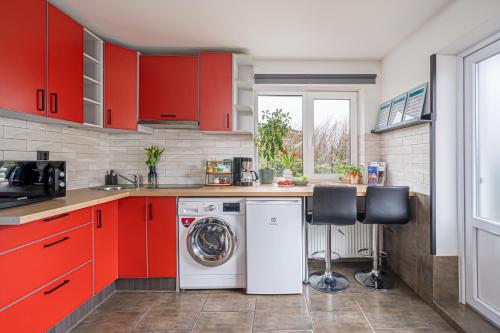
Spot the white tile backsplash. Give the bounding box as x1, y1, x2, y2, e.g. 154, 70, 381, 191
379, 123, 430, 195
0, 116, 255, 189
0, 114, 430, 194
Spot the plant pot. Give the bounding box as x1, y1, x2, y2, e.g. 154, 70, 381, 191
148, 166, 158, 188
283, 168, 293, 180
349, 174, 359, 185
259, 168, 275, 184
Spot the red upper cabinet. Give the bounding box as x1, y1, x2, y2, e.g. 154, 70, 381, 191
47, 4, 83, 123
0, 0, 47, 115
199, 52, 233, 131
104, 43, 138, 130
139, 56, 199, 121
118, 197, 147, 278
93, 201, 118, 294
147, 197, 177, 277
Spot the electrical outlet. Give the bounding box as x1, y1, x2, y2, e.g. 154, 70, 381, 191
37, 151, 49, 160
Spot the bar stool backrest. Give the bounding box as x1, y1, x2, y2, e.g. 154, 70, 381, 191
364, 186, 410, 224
310, 186, 357, 226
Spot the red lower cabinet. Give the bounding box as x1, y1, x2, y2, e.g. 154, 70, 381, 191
147, 197, 177, 277
93, 201, 118, 294
118, 197, 177, 278
0, 223, 92, 309
0, 262, 92, 333
118, 197, 147, 277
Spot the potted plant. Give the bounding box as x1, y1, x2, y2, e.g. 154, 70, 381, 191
335, 163, 362, 184
145, 145, 165, 187
280, 146, 299, 179
255, 109, 291, 184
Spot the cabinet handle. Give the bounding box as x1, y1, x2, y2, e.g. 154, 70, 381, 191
44, 280, 70, 295
149, 203, 153, 221
226, 113, 230, 128
43, 213, 70, 223
36, 89, 45, 111
96, 209, 102, 228
50, 93, 58, 113
43, 236, 70, 248
107, 109, 112, 125
160, 114, 176, 118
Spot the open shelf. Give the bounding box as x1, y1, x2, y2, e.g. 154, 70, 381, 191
235, 104, 253, 113
83, 97, 101, 105
84, 75, 101, 85
83, 28, 103, 128
232, 54, 255, 134
83, 53, 101, 65
371, 118, 432, 134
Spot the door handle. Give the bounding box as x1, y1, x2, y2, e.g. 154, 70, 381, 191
43, 236, 70, 248
43, 213, 70, 223
226, 113, 230, 129
44, 280, 70, 295
107, 109, 112, 125
149, 203, 153, 221
96, 209, 102, 228
160, 114, 176, 118
36, 89, 45, 111
50, 93, 58, 113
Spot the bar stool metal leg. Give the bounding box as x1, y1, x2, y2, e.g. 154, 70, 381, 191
354, 224, 394, 290
309, 225, 349, 293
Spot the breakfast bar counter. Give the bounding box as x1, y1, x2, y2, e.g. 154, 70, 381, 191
0, 184, 414, 225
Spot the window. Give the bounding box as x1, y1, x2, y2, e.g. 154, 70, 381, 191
257, 91, 357, 180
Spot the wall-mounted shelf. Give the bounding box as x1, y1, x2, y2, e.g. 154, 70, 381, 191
232, 54, 255, 134
83, 28, 104, 128
371, 118, 431, 134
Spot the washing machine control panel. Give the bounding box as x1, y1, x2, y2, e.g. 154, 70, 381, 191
223, 202, 240, 212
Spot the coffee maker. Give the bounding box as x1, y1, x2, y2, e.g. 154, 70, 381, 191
233, 157, 258, 186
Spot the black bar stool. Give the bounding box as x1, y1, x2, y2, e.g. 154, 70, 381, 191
306, 186, 357, 293
354, 186, 410, 290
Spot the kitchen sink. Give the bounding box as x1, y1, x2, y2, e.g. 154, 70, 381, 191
90, 185, 136, 191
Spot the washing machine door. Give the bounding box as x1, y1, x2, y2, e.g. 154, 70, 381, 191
186, 217, 236, 267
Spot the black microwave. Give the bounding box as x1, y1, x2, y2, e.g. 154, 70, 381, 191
0, 161, 66, 209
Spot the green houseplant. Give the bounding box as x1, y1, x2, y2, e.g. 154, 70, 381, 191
145, 145, 165, 187
335, 163, 362, 184
255, 109, 291, 184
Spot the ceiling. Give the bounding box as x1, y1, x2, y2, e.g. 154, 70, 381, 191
50, 0, 453, 60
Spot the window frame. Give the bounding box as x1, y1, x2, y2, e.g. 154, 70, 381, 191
255, 90, 358, 181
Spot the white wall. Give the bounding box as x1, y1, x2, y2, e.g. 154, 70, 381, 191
380, 0, 500, 256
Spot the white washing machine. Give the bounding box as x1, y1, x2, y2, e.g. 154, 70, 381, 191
178, 198, 246, 289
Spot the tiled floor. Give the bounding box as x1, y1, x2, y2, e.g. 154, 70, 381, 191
70, 263, 457, 333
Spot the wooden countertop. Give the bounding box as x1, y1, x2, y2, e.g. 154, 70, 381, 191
0, 184, 413, 225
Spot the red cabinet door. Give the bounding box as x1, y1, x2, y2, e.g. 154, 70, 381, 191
199, 52, 233, 131
104, 43, 138, 130
93, 201, 118, 294
147, 197, 177, 277
0, 224, 92, 310
0, 262, 92, 333
0, 0, 46, 115
47, 4, 83, 123
139, 56, 199, 121
118, 197, 147, 277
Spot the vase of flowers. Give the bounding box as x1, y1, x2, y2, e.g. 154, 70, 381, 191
280, 146, 298, 179
145, 145, 165, 188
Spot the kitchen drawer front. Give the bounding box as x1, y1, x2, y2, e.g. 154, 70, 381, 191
0, 262, 92, 333
0, 224, 92, 309
0, 207, 92, 253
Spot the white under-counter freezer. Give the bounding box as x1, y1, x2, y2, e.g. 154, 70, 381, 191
246, 198, 303, 294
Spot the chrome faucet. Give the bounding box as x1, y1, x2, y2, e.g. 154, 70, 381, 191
117, 173, 140, 188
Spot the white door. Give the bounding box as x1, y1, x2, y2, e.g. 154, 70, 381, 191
464, 39, 500, 327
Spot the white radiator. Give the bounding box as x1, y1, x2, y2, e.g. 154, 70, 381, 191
307, 222, 372, 258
